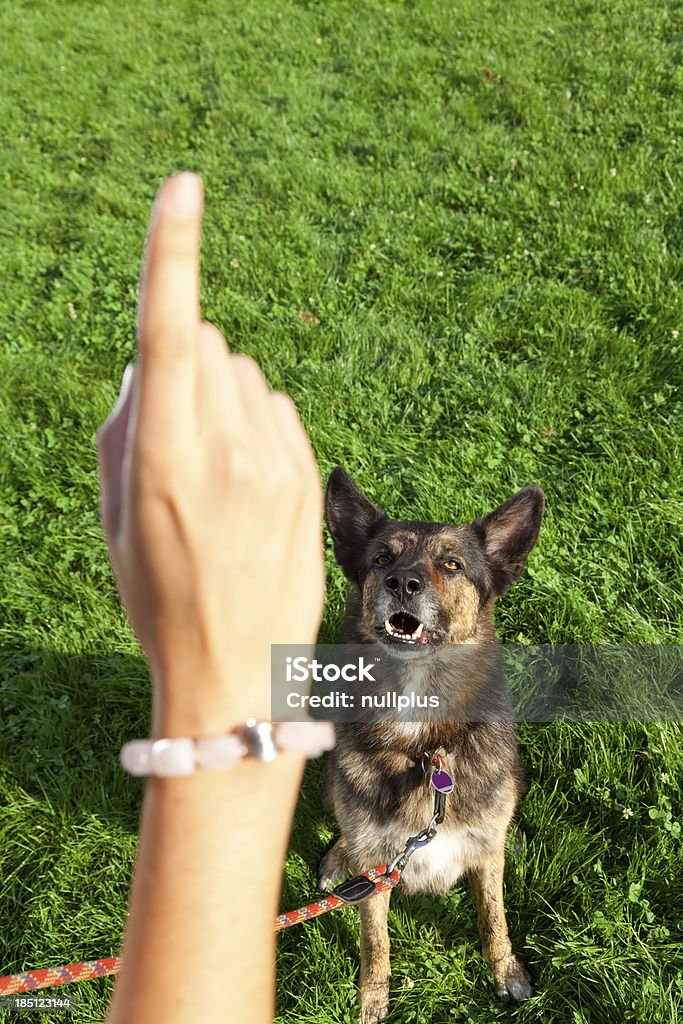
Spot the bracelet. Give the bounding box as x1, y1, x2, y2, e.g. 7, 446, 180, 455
120, 719, 336, 777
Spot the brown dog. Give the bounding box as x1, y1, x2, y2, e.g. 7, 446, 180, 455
318, 468, 544, 1022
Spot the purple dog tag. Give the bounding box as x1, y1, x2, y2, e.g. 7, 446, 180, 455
431, 769, 454, 795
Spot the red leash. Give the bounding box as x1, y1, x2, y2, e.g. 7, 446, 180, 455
0, 958, 122, 997
0, 865, 400, 997
275, 864, 399, 930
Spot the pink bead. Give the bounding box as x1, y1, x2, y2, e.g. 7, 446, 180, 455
276, 721, 336, 757
119, 740, 152, 776
195, 735, 245, 770
150, 738, 194, 777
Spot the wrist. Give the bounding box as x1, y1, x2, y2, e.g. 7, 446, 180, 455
151, 691, 272, 739
148, 653, 275, 739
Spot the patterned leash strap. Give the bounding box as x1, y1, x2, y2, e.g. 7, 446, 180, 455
0, 866, 400, 996
276, 865, 399, 931
0, 958, 122, 997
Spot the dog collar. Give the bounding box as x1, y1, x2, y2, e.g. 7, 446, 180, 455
419, 749, 447, 776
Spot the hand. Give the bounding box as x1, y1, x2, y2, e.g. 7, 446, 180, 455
96, 173, 325, 735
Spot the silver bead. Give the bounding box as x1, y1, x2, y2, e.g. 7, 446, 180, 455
241, 719, 277, 762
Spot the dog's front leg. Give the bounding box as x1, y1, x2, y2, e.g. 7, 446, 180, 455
358, 887, 392, 1024
469, 850, 532, 1001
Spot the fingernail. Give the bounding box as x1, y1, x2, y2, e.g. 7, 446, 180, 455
167, 172, 202, 220
111, 363, 134, 418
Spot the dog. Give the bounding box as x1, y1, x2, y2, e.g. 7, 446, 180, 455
318, 467, 544, 1022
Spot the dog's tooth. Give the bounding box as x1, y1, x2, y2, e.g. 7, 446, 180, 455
385, 619, 394, 636
414, 623, 424, 638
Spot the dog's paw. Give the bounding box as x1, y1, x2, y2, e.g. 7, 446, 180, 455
493, 955, 533, 1002
317, 841, 348, 892
359, 980, 390, 1023
318, 863, 345, 892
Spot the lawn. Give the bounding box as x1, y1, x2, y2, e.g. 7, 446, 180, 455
0, 0, 681, 1021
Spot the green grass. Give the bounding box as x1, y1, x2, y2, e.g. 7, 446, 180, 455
0, 0, 681, 1021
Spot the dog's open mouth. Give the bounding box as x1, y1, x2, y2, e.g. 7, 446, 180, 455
384, 612, 429, 645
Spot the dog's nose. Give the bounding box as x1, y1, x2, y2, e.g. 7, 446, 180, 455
385, 570, 424, 601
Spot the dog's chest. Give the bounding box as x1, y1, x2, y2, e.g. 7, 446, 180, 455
334, 721, 517, 893
369, 816, 493, 895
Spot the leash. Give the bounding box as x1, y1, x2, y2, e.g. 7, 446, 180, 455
0, 865, 400, 997
0, 753, 453, 998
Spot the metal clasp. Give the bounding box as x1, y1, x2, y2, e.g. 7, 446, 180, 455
385, 817, 438, 876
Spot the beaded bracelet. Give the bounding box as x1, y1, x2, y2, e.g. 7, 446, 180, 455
120, 719, 335, 777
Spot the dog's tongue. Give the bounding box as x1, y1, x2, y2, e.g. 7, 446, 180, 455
391, 613, 430, 642
391, 612, 420, 634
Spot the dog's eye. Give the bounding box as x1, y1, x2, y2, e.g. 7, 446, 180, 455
443, 559, 463, 572
374, 554, 391, 566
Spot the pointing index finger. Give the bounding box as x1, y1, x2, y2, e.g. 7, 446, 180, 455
136, 172, 204, 439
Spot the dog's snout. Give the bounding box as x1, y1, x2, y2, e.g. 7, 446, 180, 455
385, 570, 424, 601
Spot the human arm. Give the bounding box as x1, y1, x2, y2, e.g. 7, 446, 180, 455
97, 172, 325, 1024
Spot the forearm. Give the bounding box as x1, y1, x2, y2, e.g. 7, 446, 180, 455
106, 753, 303, 1024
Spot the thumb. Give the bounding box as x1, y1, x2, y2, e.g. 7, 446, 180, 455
96, 363, 136, 540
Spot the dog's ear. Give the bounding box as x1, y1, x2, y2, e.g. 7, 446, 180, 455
326, 467, 386, 584
470, 485, 544, 597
